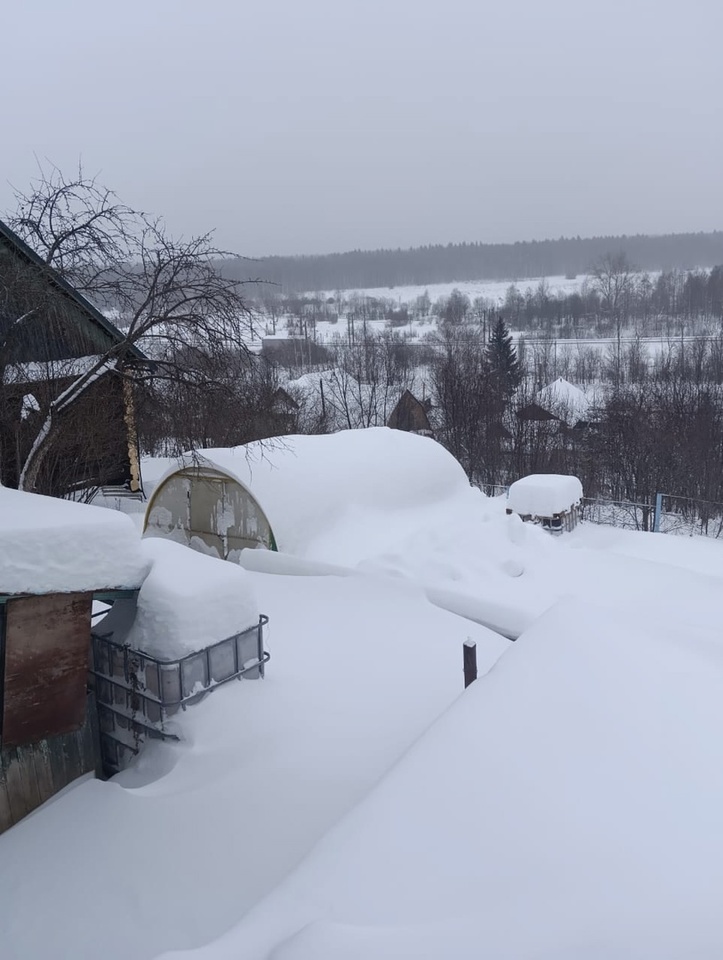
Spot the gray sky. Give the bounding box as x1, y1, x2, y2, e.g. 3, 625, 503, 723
3, 0, 722, 257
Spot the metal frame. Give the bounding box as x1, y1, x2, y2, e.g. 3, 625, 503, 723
91, 614, 268, 707
90, 614, 269, 775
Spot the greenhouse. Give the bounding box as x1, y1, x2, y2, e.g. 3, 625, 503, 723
144, 458, 277, 560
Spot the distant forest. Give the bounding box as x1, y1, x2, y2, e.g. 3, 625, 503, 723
226, 231, 723, 293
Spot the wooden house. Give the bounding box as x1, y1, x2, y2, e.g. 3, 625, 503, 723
387, 389, 434, 436
516, 402, 561, 424
269, 387, 300, 433
517, 378, 591, 431
0, 218, 146, 498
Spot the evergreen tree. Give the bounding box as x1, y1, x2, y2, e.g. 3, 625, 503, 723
485, 316, 522, 396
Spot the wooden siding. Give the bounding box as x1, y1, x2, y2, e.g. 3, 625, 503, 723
2, 593, 92, 748
0, 693, 99, 834
387, 390, 433, 434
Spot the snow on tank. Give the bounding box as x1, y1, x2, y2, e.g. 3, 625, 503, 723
96, 537, 259, 658
507, 474, 583, 533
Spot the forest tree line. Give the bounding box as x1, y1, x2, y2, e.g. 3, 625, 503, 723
225, 230, 723, 293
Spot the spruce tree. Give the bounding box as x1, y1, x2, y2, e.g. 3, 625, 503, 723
485, 316, 522, 396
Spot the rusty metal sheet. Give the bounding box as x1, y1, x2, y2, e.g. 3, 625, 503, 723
2, 593, 92, 748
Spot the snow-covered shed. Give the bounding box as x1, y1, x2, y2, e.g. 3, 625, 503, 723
506, 474, 583, 533
143, 457, 278, 560
0, 485, 148, 833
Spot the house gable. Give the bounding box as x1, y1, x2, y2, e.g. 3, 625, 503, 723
0, 218, 145, 364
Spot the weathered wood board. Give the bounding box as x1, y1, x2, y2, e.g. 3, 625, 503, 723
2, 592, 92, 747
0, 694, 99, 834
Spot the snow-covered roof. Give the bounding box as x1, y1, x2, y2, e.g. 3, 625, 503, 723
0, 485, 149, 595
507, 474, 583, 517
95, 538, 258, 658
535, 377, 590, 425
163, 428, 471, 557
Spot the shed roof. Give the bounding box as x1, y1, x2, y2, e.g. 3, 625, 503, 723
0, 485, 149, 596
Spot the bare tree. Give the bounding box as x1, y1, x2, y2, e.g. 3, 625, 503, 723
2, 162, 258, 493
590, 251, 637, 384
305, 330, 416, 431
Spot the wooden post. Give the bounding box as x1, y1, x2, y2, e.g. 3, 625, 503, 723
463, 639, 477, 689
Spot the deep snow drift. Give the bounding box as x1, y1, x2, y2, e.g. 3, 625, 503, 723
175, 598, 723, 960
0, 573, 508, 960
172, 427, 472, 559
141, 433, 723, 647
3, 428, 723, 960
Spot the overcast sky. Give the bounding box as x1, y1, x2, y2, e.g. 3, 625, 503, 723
3, 0, 722, 257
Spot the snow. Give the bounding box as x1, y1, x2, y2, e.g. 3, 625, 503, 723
535, 376, 591, 424
2, 354, 105, 386
310, 274, 587, 305
20, 392, 40, 419
0, 484, 149, 595
239, 548, 529, 639
179, 597, 723, 960
166, 428, 471, 558
507, 473, 583, 517
0, 572, 509, 960
141, 454, 183, 499
95, 538, 259, 657
5, 427, 723, 960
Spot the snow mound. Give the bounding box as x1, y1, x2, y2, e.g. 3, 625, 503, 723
508, 473, 583, 517
178, 428, 471, 557
0, 485, 148, 595
97, 538, 259, 658
199, 598, 723, 960
139, 455, 182, 499
144, 430, 554, 609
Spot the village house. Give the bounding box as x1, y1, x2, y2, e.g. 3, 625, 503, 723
386, 389, 434, 436
517, 377, 592, 431
0, 218, 145, 498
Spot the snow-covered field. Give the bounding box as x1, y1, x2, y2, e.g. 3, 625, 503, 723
2, 429, 723, 959
314, 274, 587, 305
